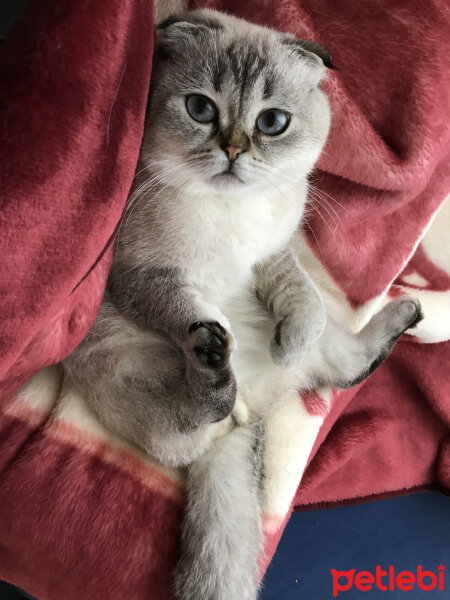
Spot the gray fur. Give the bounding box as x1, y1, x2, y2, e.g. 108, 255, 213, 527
254, 247, 326, 368
64, 296, 236, 465
175, 421, 264, 600
63, 9, 422, 600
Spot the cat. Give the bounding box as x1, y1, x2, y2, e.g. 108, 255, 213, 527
63, 10, 422, 600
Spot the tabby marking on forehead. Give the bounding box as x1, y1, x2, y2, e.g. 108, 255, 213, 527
147, 8, 332, 193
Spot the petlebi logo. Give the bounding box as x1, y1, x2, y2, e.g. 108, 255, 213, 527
331, 564, 446, 597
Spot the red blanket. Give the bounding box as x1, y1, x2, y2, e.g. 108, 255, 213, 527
0, 1, 449, 598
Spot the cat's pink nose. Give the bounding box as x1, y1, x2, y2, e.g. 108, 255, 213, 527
224, 145, 243, 162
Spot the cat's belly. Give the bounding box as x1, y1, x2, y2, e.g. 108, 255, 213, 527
190, 258, 251, 307
224, 289, 294, 415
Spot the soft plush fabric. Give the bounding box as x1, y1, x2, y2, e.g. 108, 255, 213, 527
0, 0, 449, 598
0, 0, 154, 400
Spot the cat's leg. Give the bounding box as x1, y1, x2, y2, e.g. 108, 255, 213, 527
174, 421, 264, 600
302, 296, 423, 389
63, 300, 236, 466
254, 247, 326, 368
108, 265, 233, 344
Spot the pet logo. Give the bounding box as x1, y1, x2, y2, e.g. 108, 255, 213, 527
331, 564, 446, 596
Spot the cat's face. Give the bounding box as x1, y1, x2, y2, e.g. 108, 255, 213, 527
143, 10, 331, 194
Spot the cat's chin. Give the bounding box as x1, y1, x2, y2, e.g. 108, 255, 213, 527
210, 171, 245, 189
206, 171, 264, 195
182, 171, 262, 196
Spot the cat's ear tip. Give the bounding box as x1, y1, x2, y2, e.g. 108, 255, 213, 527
155, 13, 224, 33
283, 37, 338, 71
156, 14, 186, 30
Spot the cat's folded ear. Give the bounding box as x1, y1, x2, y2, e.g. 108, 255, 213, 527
282, 38, 337, 70
155, 13, 223, 54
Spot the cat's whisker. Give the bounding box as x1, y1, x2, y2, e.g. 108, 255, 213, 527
308, 199, 341, 249
128, 164, 195, 211
145, 156, 193, 171
309, 195, 340, 230
309, 190, 343, 229
309, 183, 368, 230
264, 173, 346, 254
115, 178, 158, 251
302, 215, 324, 257
133, 165, 151, 181
116, 160, 203, 248
308, 198, 350, 267
116, 170, 192, 261
152, 173, 193, 228
309, 199, 349, 263
134, 157, 206, 192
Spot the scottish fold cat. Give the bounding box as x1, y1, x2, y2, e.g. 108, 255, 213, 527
64, 10, 422, 599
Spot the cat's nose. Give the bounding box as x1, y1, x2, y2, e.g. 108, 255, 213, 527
223, 145, 244, 162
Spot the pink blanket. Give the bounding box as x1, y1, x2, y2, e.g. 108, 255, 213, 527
0, 1, 449, 598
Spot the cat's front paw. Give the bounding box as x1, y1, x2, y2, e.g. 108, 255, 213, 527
270, 310, 326, 368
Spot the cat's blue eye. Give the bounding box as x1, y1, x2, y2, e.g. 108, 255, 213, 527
256, 109, 290, 135
186, 95, 218, 123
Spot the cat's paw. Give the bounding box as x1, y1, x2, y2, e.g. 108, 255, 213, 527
187, 321, 233, 369
270, 310, 326, 368
376, 296, 423, 340
196, 303, 238, 351
184, 321, 237, 424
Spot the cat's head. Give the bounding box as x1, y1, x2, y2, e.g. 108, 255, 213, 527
143, 9, 332, 194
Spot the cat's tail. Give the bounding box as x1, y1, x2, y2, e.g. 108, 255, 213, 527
174, 421, 264, 600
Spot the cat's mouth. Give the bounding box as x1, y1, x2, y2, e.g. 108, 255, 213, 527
212, 166, 244, 186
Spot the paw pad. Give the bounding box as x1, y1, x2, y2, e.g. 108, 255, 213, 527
188, 321, 231, 368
